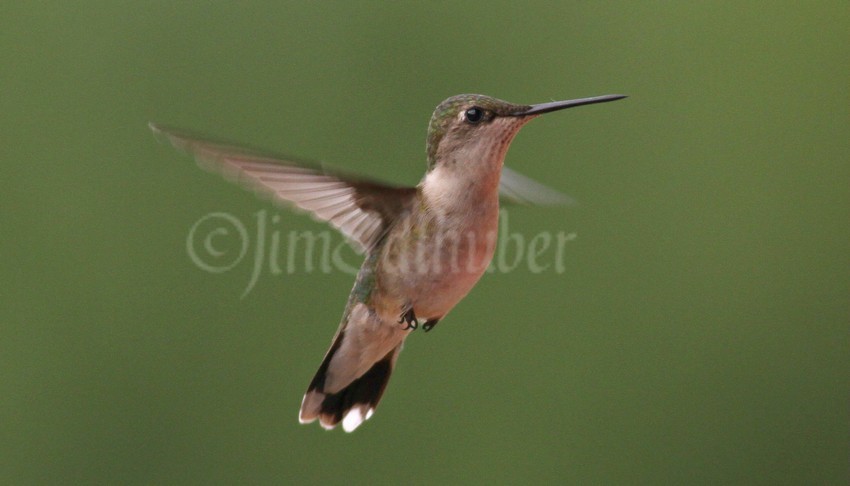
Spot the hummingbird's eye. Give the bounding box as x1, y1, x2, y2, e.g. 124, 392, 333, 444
464, 107, 484, 124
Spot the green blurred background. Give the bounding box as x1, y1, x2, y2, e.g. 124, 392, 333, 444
2, 2, 847, 484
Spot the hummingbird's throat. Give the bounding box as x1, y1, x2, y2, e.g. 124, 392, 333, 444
421, 156, 501, 209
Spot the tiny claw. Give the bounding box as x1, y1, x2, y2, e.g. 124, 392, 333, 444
423, 319, 440, 333
399, 307, 418, 331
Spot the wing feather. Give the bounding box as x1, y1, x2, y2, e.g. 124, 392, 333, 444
150, 123, 416, 252
499, 166, 575, 206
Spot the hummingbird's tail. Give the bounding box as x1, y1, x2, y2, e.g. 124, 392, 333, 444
299, 337, 402, 432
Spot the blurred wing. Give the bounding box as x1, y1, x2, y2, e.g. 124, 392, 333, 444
150, 123, 415, 253
499, 166, 575, 206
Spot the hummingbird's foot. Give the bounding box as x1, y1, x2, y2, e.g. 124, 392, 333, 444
423, 319, 440, 332
398, 307, 418, 331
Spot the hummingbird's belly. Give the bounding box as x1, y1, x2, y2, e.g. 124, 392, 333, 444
376, 210, 498, 320
407, 259, 491, 318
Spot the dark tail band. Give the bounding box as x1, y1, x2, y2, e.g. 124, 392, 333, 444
299, 341, 401, 432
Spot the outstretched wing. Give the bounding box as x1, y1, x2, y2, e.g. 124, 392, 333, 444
499, 166, 575, 206
150, 123, 416, 253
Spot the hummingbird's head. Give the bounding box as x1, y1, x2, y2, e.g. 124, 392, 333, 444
425, 93, 626, 171
425, 94, 528, 171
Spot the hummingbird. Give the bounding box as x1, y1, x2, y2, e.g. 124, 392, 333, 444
150, 92, 625, 432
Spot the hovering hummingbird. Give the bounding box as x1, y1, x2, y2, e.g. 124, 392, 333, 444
150, 92, 625, 432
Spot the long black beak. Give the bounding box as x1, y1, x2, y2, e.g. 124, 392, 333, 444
512, 94, 627, 116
